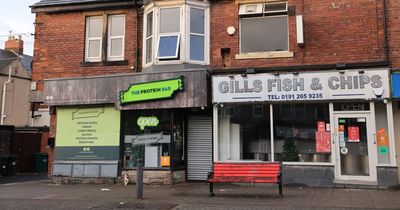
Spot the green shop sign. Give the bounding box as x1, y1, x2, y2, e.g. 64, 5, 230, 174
137, 116, 159, 130
120, 76, 184, 104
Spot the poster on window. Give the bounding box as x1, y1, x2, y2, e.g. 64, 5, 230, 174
317, 121, 326, 132
316, 131, 331, 153
348, 126, 360, 142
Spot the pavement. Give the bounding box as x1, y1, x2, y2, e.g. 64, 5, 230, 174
0, 175, 400, 210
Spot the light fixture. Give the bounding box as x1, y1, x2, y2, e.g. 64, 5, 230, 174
358, 70, 365, 74
246, 68, 256, 74
241, 73, 247, 77
273, 72, 280, 76
292, 72, 299, 75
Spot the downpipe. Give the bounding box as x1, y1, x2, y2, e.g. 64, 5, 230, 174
1, 65, 12, 125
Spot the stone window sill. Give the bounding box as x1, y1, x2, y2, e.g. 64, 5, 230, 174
235, 51, 294, 60
80, 60, 128, 67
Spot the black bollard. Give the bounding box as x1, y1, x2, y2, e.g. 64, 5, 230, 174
136, 158, 143, 199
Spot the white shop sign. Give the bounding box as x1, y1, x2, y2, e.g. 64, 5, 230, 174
212, 69, 390, 103
125, 133, 171, 145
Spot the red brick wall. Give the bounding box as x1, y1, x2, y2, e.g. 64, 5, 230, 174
210, 0, 386, 69
388, 0, 400, 70
32, 9, 139, 91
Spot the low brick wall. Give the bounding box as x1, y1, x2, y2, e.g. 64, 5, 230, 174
122, 170, 186, 185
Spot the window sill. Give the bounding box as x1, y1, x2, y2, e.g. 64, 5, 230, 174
235, 51, 294, 60
80, 60, 128, 67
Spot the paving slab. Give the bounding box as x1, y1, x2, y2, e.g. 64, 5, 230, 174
0, 178, 400, 210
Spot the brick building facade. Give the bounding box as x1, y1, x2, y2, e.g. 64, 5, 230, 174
31, 0, 400, 187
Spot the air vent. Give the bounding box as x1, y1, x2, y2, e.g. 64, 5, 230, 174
239, 4, 263, 15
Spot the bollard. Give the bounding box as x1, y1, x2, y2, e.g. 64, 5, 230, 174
136, 158, 143, 199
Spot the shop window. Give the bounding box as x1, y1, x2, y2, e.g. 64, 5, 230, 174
217, 103, 331, 163
85, 14, 125, 62
218, 105, 271, 161
239, 2, 288, 53
143, 1, 209, 66
273, 103, 331, 162
123, 110, 184, 169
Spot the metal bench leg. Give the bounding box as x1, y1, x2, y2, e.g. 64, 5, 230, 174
209, 182, 215, 196
278, 181, 283, 197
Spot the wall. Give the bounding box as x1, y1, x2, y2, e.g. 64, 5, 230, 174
0, 60, 31, 127
32, 8, 139, 92
210, 0, 386, 69
387, 0, 400, 70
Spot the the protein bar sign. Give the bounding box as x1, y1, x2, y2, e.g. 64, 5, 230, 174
212, 70, 390, 103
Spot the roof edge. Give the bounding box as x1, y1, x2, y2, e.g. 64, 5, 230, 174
32, 0, 142, 13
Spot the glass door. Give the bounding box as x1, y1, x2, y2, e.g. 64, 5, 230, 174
334, 114, 377, 182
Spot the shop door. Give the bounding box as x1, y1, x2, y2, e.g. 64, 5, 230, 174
334, 114, 377, 182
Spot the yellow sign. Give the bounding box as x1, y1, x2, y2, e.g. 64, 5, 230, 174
161, 156, 170, 167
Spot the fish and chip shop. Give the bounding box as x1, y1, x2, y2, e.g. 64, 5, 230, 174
212, 69, 399, 187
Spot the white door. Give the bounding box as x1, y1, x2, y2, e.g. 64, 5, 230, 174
333, 113, 377, 182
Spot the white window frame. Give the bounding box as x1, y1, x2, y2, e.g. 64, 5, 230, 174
156, 34, 181, 59
144, 10, 154, 66
188, 6, 209, 64
107, 14, 125, 61
85, 16, 103, 62
263, 2, 288, 14
239, 1, 289, 54
142, 1, 210, 68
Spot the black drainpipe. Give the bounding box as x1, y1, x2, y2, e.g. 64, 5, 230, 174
383, 0, 390, 67
134, 0, 140, 72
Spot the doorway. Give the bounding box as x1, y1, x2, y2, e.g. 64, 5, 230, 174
333, 112, 377, 182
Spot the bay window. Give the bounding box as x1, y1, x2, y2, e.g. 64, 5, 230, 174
143, 1, 209, 67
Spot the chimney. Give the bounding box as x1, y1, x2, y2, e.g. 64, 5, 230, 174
5, 35, 24, 55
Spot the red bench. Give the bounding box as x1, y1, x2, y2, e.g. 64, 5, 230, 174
207, 162, 283, 197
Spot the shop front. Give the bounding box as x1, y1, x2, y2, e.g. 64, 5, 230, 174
44, 70, 211, 184
212, 69, 398, 187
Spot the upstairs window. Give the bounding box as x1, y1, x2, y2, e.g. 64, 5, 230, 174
156, 8, 181, 59
143, 1, 209, 67
86, 16, 103, 62
85, 14, 125, 62
239, 2, 288, 53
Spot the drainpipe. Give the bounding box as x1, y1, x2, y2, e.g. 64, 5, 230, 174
134, 0, 140, 72
1, 65, 12, 125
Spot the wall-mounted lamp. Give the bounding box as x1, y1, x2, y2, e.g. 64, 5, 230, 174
336, 63, 346, 70
358, 70, 365, 74
241, 73, 247, 77
339, 70, 345, 74
220, 103, 224, 108
246, 68, 256, 74
292, 72, 299, 75
273, 72, 280, 76
228, 75, 234, 79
